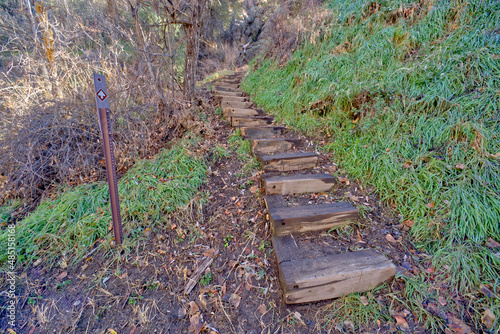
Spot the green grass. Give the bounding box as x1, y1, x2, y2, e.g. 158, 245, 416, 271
228, 129, 261, 176
242, 0, 500, 330
0, 137, 208, 269
320, 285, 391, 331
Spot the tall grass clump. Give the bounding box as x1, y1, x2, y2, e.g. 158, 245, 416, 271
242, 0, 500, 329
0, 138, 207, 268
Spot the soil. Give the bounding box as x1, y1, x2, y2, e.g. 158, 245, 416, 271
0, 87, 457, 334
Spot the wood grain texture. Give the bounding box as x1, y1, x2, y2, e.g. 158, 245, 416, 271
272, 234, 303, 263
264, 194, 287, 211
212, 85, 239, 93
263, 174, 335, 195
269, 202, 358, 235
214, 91, 243, 98
223, 108, 263, 117
240, 126, 285, 138
231, 116, 274, 127
221, 101, 253, 109
250, 138, 304, 155
256, 152, 319, 172
220, 96, 248, 103
279, 250, 395, 304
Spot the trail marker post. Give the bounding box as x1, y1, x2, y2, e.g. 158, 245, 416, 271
93, 73, 123, 244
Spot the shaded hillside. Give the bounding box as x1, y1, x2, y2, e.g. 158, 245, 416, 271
243, 0, 500, 330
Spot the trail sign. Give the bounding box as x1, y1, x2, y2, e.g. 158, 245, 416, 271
93, 73, 123, 244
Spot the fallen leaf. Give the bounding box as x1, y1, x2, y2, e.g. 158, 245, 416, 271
486, 238, 500, 248
481, 309, 496, 330
402, 162, 411, 169
447, 315, 474, 334
425, 202, 435, 208
143, 227, 151, 237
229, 294, 241, 308
360, 296, 369, 306
292, 311, 306, 326
455, 163, 466, 170
345, 191, 360, 202
386, 234, 397, 244
425, 267, 435, 274
188, 312, 203, 334
404, 220, 414, 228
188, 301, 199, 316
394, 315, 410, 331
107, 330, 117, 334
438, 295, 447, 306
491, 152, 500, 158
56, 271, 67, 281
338, 176, 350, 185
480, 284, 495, 297
343, 320, 355, 331
203, 248, 218, 257
256, 304, 266, 315
250, 185, 259, 194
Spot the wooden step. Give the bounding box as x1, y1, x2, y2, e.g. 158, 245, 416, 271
220, 78, 240, 83
256, 152, 318, 172
212, 86, 239, 93
240, 126, 285, 139
224, 108, 263, 118
214, 91, 243, 97
272, 235, 395, 304
263, 174, 335, 195
264, 195, 358, 235
250, 138, 304, 155
231, 116, 274, 127
220, 96, 248, 103
221, 101, 253, 109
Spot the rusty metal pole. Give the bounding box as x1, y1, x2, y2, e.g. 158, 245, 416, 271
93, 73, 123, 244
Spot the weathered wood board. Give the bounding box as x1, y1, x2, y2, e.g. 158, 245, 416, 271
220, 96, 248, 103
231, 116, 274, 127
262, 174, 335, 195
223, 108, 263, 118
240, 126, 285, 139
221, 101, 253, 109
212, 85, 239, 93
279, 250, 395, 304
264, 194, 358, 235
214, 91, 242, 97
256, 152, 319, 172
250, 138, 304, 155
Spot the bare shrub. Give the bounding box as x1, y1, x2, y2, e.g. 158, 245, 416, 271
0, 0, 206, 204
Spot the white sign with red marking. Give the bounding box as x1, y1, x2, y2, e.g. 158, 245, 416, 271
96, 89, 107, 101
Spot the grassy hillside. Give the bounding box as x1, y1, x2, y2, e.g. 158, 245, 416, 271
243, 0, 499, 329
0, 137, 207, 268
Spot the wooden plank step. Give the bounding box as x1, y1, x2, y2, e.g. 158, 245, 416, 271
231, 116, 274, 127
212, 86, 239, 93
240, 126, 286, 139
263, 174, 335, 195
224, 108, 263, 118
220, 96, 248, 103
264, 195, 358, 235
273, 235, 395, 304
250, 138, 304, 155
221, 101, 253, 109
256, 152, 318, 172
214, 91, 242, 97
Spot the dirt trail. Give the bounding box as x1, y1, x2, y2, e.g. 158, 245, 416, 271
2, 72, 426, 334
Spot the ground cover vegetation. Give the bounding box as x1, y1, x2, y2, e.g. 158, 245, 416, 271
242, 0, 500, 331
